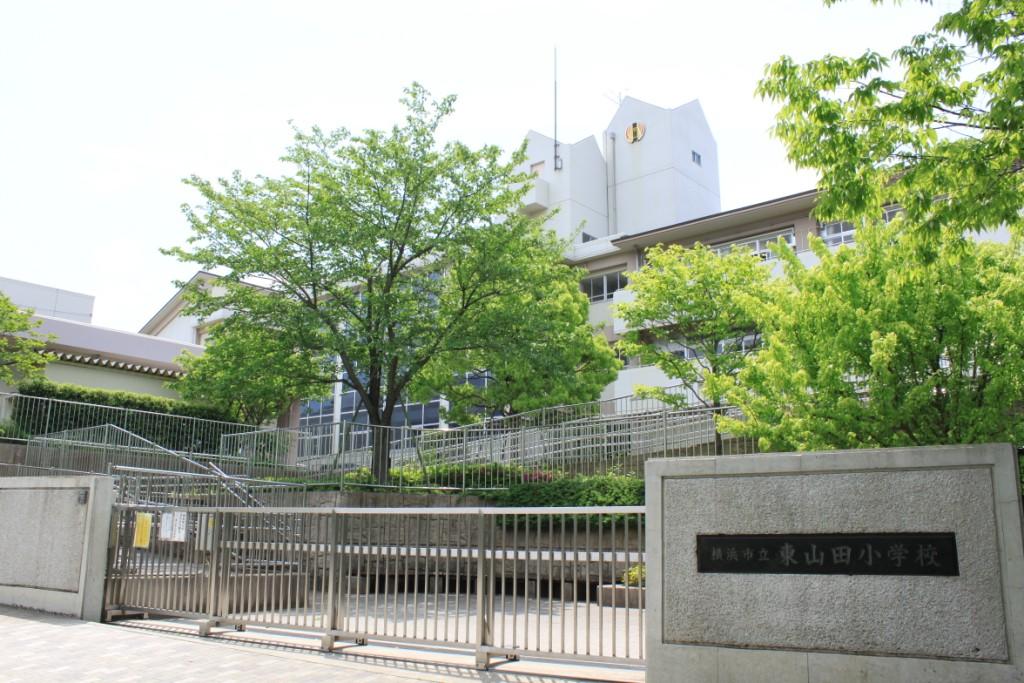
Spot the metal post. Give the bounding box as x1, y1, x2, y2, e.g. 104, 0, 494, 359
199, 511, 222, 636
475, 511, 493, 670
321, 513, 338, 650
663, 408, 669, 455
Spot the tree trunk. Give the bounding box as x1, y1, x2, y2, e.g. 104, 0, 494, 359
369, 405, 394, 485
371, 429, 392, 484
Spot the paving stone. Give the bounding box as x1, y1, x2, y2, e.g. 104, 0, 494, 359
0, 605, 642, 682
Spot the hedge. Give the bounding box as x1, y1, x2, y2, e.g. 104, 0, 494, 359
479, 473, 645, 507
12, 379, 246, 452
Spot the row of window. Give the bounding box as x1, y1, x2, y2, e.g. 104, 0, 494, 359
820, 206, 903, 248
579, 207, 906, 298
713, 229, 796, 261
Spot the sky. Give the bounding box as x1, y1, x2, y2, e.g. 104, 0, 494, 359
0, 0, 954, 331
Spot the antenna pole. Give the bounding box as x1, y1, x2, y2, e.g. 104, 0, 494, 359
554, 46, 562, 171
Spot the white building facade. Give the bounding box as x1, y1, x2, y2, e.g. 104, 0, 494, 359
1, 276, 200, 398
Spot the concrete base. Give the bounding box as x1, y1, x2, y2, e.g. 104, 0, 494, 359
0, 475, 113, 620
645, 444, 1024, 682
598, 584, 645, 608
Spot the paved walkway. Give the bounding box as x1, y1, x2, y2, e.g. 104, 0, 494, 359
0, 606, 643, 683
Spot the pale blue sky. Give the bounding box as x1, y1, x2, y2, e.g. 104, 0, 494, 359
0, 0, 952, 330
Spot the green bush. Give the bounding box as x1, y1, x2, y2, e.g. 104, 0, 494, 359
621, 563, 646, 587
12, 379, 244, 452
480, 473, 644, 507
274, 462, 535, 493
0, 419, 29, 441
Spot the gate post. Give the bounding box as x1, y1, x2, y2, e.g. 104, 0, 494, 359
199, 511, 223, 636
321, 513, 338, 651
475, 511, 494, 670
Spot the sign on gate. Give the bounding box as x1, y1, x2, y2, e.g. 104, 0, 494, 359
132, 512, 152, 548
158, 511, 188, 543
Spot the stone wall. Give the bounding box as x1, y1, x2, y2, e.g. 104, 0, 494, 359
645, 445, 1024, 682
0, 441, 26, 465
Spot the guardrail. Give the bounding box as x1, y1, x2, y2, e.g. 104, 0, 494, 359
4, 388, 756, 492
0, 462, 100, 478
223, 405, 757, 490
0, 391, 251, 454
105, 504, 646, 668
27, 424, 211, 474
111, 466, 309, 508
24, 423, 318, 482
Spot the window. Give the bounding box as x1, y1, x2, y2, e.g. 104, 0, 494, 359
529, 161, 545, 175
691, 150, 702, 166
581, 232, 596, 243
714, 229, 795, 261
819, 220, 856, 248
581, 271, 628, 303
882, 204, 903, 222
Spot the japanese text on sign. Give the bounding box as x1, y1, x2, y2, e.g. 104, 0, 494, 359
696, 533, 958, 576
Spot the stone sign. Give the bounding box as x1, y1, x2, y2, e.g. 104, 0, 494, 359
645, 444, 1024, 682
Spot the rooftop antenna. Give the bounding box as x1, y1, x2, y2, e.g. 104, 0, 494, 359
554, 47, 563, 171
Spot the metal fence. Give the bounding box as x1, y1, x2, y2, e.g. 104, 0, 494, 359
222, 404, 757, 491
0, 391, 251, 454
26, 425, 210, 475
105, 504, 646, 668
4, 388, 758, 492
25, 423, 317, 481
111, 466, 313, 508
0, 462, 99, 478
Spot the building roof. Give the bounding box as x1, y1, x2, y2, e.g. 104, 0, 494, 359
0, 275, 95, 324
610, 189, 818, 249
138, 271, 220, 336
36, 313, 202, 377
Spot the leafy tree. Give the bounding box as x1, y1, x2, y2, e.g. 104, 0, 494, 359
722, 225, 1024, 451
757, 0, 1024, 244
166, 84, 611, 481
614, 243, 777, 454
414, 276, 620, 423
173, 318, 326, 425
0, 292, 50, 386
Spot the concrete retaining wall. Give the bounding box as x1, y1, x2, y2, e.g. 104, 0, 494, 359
0, 441, 26, 465
0, 475, 113, 620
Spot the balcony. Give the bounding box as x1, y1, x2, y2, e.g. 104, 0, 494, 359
520, 177, 550, 215
611, 288, 634, 335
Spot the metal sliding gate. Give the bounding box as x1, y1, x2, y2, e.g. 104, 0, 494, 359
104, 505, 646, 668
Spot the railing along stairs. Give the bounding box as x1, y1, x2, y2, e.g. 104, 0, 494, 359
25, 423, 270, 508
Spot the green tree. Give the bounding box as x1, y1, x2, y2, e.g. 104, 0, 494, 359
414, 276, 620, 423
0, 292, 50, 386
757, 0, 1024, 243
614, 243, 777, 454
722, 225, 1024, 451
166, 84, 609, 481
173, 318, 327, 425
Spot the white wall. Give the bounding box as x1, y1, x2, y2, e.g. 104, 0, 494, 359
606, 98, 721, 235
603, 364, 678, 401
153, 310, 202, 344
0, 276, 94, 323
521, 131, 609, 244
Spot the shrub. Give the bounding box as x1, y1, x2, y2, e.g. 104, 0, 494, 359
13, 379, 243, 451
621, 563, 645, 587
0, 419, 29, 441
481, 473, 645, 507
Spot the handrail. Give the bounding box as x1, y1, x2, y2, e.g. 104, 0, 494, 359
113, 503, 648, 515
